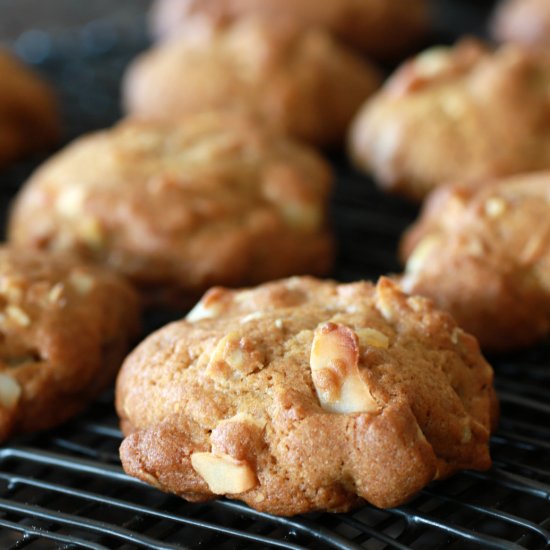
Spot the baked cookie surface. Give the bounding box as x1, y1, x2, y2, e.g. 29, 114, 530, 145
349, 40, 550, 200
8, 112, 334, 306
492, 0, 550, 50
400, 172, 550, 351
149, 0, 430, 60
116, 276, 497, 515
0, 50, 60, 167
0, 246, 140, 442
123, 17, 381, 148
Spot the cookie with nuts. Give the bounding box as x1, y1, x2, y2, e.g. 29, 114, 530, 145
400, 172, 550, 350
149, 0, 430, 60
7, 112, 334, 307
0, 246, 140, 442
0, 49, 60, 167
492, 0, 550, 51
349, 40, 550, 201
116, 276, 497, 515
123, 17, 381, 148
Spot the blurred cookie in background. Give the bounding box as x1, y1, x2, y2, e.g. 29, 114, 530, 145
0, 49, 60, 167
149, 0, 430, 60
349, 40, 550, 201
400, 172, 550, 351
492, 0, 550, 50
123, 17, 381, 148
8, 111, 334, 308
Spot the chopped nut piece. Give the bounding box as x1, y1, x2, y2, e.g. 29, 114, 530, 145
310, 323, 379, 414
69, 271, 95, 295
484, 197, 506, 218
191, 452, 257, 494
406, 235, 440, 274
0, 374, 21, 409
186, 301, 217, 322
356, 328, 389, 349
216, 412, 266, 432
0, 277, 24, 302
274, 319, 284, 330
78, 216, 104, 248
48, 282, 65, 304
56, 187, 86, 217
186, 288, 228, 322
240, 312, 264, 324
205, 332, 264, 381
415, 47, 453, 77
407, 296, 426, 313
6, 305, 30, 327
451, 327, 463, 345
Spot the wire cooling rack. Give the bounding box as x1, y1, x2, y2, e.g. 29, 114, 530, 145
0, 0, 549, 548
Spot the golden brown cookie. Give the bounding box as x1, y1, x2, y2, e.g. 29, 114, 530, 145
0, 50, 60, 167
492, 0, 550, 50
123, 17, 381, 148
116, 276, 497, 516
0, 246, 140, 442
400, 172, 550, 351
8, 112, 334, 307
149, 0, 430, 60
349, 40, 550, 201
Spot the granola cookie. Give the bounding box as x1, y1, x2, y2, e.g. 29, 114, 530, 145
0, 50, 59, 167
123, 17, 381, 148
400, 172, 550, 350
8, 112, 334, 307
0, 246, 139, 442
149, 0, 430, 60
116, 276, 497, 516
492, 0, 550, 50
349, 40, 550, 200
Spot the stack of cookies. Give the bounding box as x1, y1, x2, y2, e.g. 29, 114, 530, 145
10, 0, 550, 519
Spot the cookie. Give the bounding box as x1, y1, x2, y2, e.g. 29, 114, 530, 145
400, 172, 550, 351
0, 246, 139, 442
149, 0, 430, 60
0, 50, 60, 167
492, 0, 550, 50
116, 276, 497, 516
123, 17, 381, 148
349, 40, 550, 201
8, 112, 334, 307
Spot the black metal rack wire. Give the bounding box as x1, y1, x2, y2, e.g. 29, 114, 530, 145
0, 0, 549, 548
